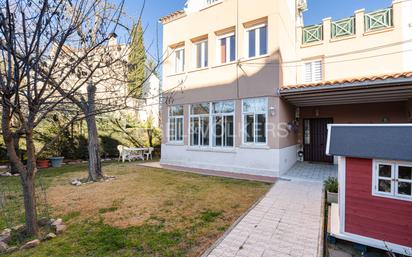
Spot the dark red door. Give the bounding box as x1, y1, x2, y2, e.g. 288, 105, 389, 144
303, 118, 333, 163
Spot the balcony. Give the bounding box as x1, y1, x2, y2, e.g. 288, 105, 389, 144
302, 7, 393, 45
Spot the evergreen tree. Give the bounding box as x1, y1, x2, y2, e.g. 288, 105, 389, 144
128, 21, 146, 98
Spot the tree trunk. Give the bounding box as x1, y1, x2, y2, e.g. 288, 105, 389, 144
85, 82, 104, 181
10, 133, 21, 175
1, 103, 39, 236
20, 172, 38, 236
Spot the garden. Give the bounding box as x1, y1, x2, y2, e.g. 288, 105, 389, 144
0, 162, 270, 256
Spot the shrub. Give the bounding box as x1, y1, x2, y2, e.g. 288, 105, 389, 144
324, 177, 338, 193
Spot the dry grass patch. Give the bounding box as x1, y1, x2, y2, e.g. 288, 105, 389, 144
7, 162, 271, 256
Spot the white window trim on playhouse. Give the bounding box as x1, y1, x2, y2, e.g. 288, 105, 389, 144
372, 159, 412, 202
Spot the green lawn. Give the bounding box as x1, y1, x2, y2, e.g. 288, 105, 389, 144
0, 162, 271, 257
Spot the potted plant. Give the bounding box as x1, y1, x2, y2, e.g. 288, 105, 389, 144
324, 177, 338, 204
36, 153, 49, 169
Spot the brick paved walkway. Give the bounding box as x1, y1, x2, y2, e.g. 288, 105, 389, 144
205, 163, 335, 257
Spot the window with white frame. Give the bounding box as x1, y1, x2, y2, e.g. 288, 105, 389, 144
190, 103, 210, 146
242, 98, 267, 144
206, 0, 220, 5
212, 101, 234, 147
303, 60, 322, 83
194, 40, 208, 69
217, 33, 236, 64
174, 47, 185, 73
246, 24, 268, 58
169, 105, 184, 142
373, 161, 412, 200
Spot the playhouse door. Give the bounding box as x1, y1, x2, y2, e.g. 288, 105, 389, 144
303, 118, 334, 163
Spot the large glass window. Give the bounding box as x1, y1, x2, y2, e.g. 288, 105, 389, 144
242, 98, 267, 144
190, 103, 210, 146
374, 161, 412, 200
169, 105, 184, 142
174, 47, 185, 73
212, 101, 234, 147
218, 33, 236, 64
195, 40, 208, 69
246, 24, 268, 58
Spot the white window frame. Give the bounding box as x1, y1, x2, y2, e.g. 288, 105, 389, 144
174, 47, 185, 74
241, 97, 268, 145
303, 60, 323, 83
205, 0, 221, 5
216, 32, 236, 65
168, 106, 184, 143
372, 160, 412, 202
194, 39, 208, 69
189, 103, 211, 147
245, 23, 268, 59
212, 101, 235, 148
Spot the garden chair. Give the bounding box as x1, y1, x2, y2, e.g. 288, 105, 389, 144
144, 147, 154, 160
117, 145, 126, 162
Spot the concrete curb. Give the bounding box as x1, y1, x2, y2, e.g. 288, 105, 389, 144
318, 186, 326, 257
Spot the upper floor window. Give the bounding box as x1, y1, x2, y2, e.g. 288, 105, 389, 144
194, 40, 208, 69
174, 47, 185, 73
190, 103, 210, 146
373, 161, 412, 201
242, 97, 267, 144
218, 33, 236, 64
303, 60, 322, 83
246, 24, 268, 58
206, 0, 220, 5
169, 105, 184, 142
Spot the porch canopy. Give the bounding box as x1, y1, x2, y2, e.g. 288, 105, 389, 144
278, 72, 412, 106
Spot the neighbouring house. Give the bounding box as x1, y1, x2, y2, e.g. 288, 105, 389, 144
160, 0, 412, 178
57, 36, 161, 128
136, 67, 161, 128
327, 124, 412, 255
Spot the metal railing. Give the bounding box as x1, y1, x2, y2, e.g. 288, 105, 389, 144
302, 24, 323, 44
365, 8, 393, 32
332, 17, 355, 38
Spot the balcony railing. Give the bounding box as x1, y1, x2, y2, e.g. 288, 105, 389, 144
365, 8, 393, 32
332, 17, 355, 38
302, 24, 323, 44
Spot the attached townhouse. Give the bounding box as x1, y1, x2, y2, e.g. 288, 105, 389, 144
159, 0, 412, 178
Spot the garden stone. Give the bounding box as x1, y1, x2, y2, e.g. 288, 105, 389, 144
6, 246, 18, 253
11, 224, 24, 232
44, 233, 56, 241
0, 242, 8, 253
38, 217, 49, 226
0, 172, 12, 177
20, 239, 40, 250
51, 218, 63, 227
55, 224, 67, 235
0, 231, 11, 243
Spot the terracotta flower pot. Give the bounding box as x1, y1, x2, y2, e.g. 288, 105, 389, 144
36, 159, 49, 169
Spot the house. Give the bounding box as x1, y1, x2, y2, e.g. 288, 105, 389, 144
160, 0, 412, 178
326, 124, 412, 255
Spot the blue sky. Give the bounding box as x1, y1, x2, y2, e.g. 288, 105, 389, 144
119, 0, 392, 60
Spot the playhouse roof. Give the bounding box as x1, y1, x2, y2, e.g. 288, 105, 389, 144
326, 124, 412, 161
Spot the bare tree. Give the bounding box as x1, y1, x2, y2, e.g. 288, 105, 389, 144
0, 0, 125, 236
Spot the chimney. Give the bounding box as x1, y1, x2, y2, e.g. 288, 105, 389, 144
108, 32, 118, 46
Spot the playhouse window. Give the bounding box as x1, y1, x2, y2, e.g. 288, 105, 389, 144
373, 161, 412, 201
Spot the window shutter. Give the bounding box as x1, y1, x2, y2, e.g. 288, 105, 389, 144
304, 62, 312, 83
313, 61, 322, 82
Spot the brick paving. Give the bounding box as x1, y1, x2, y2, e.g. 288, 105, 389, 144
205, 162, 337, 257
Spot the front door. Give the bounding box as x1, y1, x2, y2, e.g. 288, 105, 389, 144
303, 118, 333, 163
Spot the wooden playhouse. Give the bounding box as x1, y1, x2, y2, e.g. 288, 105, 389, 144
326, 124, 412, 256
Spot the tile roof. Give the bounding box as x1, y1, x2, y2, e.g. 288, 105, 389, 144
281, 71, 412, 91
159, 10, 186, 24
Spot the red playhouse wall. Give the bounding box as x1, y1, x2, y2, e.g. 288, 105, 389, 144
345, 157, 412, 247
